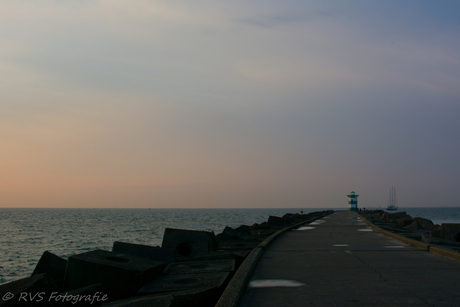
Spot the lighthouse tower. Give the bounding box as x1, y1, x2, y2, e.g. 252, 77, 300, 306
347, 191, 359, 211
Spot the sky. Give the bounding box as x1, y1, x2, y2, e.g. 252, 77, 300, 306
1, 0, 460, 209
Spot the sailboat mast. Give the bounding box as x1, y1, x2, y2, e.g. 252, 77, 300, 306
394, 188, 397, 208
392, 187, 394, 207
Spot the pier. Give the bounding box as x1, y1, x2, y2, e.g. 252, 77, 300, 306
227, 210, 460, 306
2, 210, 460, 306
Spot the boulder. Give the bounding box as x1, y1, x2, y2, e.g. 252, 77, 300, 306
63, 250, 165, 301
161, 229, 217, 258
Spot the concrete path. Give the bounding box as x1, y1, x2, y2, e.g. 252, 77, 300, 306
240, 210, 460, 307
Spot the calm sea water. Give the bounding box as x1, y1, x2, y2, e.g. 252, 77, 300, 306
1, 207, 459, 285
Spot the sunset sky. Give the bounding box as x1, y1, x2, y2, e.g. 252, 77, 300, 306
1, 1, 459, 208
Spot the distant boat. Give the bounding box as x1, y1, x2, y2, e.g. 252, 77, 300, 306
387, 187, 398, 211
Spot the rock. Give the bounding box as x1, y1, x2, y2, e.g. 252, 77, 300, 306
441, 223, 460, 242
161, 229, 218, 258
163, 259, 235, 275
112, 241, 174, 264
0, 273, 59, 307
63, 250, 165, 301
31, 251, 67, 291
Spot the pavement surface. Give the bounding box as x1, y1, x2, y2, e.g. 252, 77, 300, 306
240, 210, 460, 307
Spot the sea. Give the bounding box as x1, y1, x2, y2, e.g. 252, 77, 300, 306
1, 207, 460, 285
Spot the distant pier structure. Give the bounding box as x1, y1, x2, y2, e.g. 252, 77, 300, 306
347, 191, 359, 211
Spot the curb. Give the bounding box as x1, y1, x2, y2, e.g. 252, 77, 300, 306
429, 245, 460, 262
215, 211, 334, 307
356, 212, 460, 262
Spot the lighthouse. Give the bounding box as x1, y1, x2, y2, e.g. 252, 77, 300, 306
347, 191, 359, 211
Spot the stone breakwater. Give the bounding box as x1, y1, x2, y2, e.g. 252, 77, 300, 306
358, 210, 460, 252
0, 210, 332, 307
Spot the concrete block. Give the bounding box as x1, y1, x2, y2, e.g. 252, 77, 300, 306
396, 218, 414, 227
31, 251, 67, 290
422, 235, 460, 247
267, 216, 286, 227
405, 218, 435, 232
430, 228, 442, 238
216, 225, 251, 242
217, 241, 260, 250
242, 234, 267, 242
382, 211, 411, 222
405, 220, 424, 231
138, 272, 230, 296
58, 283, 104, 306
219, 225, 251, 240
282, 213, 297, 224
164, 259, 235, 275
101, 294, 173, 307
0, 273, 58, 307
107, 289, 223, 307
161, 228, 217, 258
168, 289, 226, 307
112, 241, 174, 264
63, 250, 165, 301
251, 229, 277, 237
191, 251, 249, 268
441, 223, 460, 241
250, 222, 270, 231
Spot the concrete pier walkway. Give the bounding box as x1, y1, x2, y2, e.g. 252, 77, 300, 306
240, 210, 460, 307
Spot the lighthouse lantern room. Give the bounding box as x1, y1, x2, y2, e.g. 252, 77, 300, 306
347, 191, 359, 211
